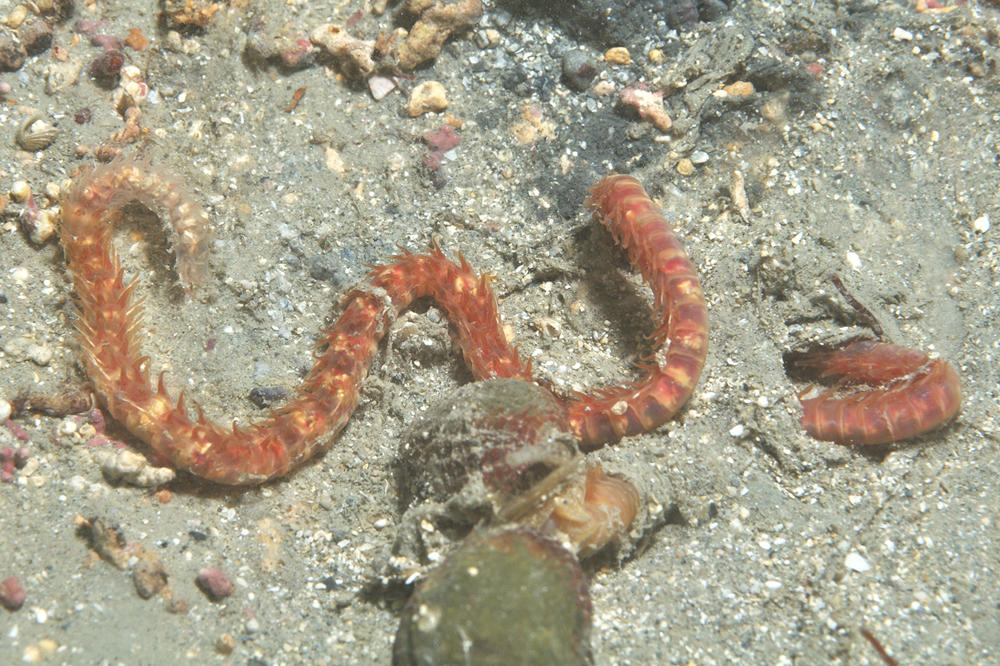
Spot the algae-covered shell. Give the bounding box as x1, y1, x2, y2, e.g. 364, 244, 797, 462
393, 526, 592, 665
398, 378, 578, 512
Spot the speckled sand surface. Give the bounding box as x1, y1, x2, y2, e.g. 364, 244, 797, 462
0, 0, 997, 663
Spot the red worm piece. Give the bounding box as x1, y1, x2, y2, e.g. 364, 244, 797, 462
567, 175, 708, 448
788, 339, 961, 445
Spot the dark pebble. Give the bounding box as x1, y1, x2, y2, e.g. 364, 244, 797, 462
132, 557, 169, 599
306, 252, 349, 288
21, 20, 54, 56
394, 527, 592, 664
248, 385, 288, 408
88, 48, 124, 87
561, 49, 598, 92
665, 0, 700, 30
46, 0, 75, 23
0, 35, 26, 71
698, 0, 732, 22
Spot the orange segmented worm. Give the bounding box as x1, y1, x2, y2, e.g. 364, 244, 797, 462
60, 159, 531, 484
61, 161, 705, 484
568, 175, 708, 448
787, 339, 961, 445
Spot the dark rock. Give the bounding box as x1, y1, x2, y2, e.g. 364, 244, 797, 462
561, 48, 598, 91
0, 34, 26, 71
21, 20, 54, 56
248, 385, 288, 408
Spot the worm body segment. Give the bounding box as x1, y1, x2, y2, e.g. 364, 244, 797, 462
569, 175, 709, 448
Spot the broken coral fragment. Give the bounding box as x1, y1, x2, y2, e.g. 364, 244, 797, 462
620, 85, 672, 132
396, 0, 483, 70
310, 23, 377, 78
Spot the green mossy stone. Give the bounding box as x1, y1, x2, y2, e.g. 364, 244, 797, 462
394, 526, 592, 665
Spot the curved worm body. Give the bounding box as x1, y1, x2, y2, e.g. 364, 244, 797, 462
568, 175, 708, 448
61, 163, 704, 484
790, 340, 961, 445
60, 160, 530, 484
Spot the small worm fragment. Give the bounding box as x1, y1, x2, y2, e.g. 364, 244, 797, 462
284, 86, 306, 112
786, 339, 961, 445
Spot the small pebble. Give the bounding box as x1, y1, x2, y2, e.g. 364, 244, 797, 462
132, 556, 169, 599
561, 49, 597, 91
25, 343, 53, 366
6, 5, 28, 28
721, 80, 754, 97
89, 48, 125, 87
690, 150, 710, 165
20, 20, 54, 56
368, 75, 396, 100
892, 27, 913, 42
845, 250, 862, 271
676, 158, 694, 176
26, 208, 58, 244
215, 632, 235, 655
196, 567, 234, 601
972, 214, 989, 233
0, 399, 11, 422
405, 80, 448, 117
248, 386, 288, 409
844, 551, 871, 572
0, 575, 26, 610
604, 46, 631, 65
9, 181, 30, 203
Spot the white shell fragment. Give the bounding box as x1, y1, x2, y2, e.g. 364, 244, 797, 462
16, 115, 58, 151
93, 448, 176, 487
844, 551, 872, 573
